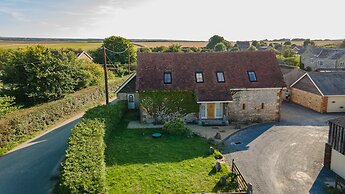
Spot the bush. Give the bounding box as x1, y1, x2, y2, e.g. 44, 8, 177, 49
0, 95, 19, 118
0, 77, 128, 156
57, 101, 126, 194
163, 117, 192, 137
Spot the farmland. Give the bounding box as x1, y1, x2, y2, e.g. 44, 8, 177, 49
0, 40, 208, 50
0, 39, 342, 50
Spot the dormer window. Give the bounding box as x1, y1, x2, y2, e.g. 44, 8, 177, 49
247, 71, 257, 82
163, 72, 172, 84
216, 71, 225, 83
195, 72, 204, 83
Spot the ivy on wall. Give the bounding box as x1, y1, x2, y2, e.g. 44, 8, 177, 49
139, 90, 199, 121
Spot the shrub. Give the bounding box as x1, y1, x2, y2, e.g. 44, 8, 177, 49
163, 117, 193, 137
57, 101, 126, 194
0, 95, 19, 118
0, 77, 128, 156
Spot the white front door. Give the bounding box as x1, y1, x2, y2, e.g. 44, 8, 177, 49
199, 103, 207, 119
127, 94, 135, 109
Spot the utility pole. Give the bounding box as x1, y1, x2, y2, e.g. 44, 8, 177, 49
103, 47, 109, 104
128, 50, 131, 73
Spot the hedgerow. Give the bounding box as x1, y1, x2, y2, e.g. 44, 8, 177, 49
56, 101, 126, 194
0, 77, 127, 156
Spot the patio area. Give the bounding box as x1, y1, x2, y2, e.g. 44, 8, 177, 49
127, 121, 252, 143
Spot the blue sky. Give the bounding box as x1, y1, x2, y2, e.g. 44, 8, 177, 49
0, 0, 344, 41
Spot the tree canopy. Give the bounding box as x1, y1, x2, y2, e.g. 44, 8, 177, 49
1, 46, 104, 104
92, 36, 136, 64
214, 42, 227, 52
206, 35, 232, 50
303, 39, 315, 47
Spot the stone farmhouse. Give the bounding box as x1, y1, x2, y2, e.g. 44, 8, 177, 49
301, 46, 345, 71
325, 116, 345, 191
290, 72, 345, 113
116, 51, 286, 125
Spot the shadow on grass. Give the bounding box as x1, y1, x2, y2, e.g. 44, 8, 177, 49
104, 110, 210, 166
211, 172, 238, 193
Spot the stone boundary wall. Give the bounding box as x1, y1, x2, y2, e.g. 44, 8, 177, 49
291, 88, 327, 113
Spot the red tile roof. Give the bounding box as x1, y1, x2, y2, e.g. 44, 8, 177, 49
136, 51, 285, 101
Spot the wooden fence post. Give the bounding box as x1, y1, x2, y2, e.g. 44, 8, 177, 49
247, 183, 253, 194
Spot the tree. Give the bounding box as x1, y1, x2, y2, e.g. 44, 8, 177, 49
281, 46, 295, 58
248, 45, 257, 51
0, 95, 18, 117
152, 46, 168, 52
92, 36, 136, 64
206, 35, 225, 49
138, 47, 152, 53
284, 41, 292, 46
251, 40, 260, 47
1, 46, 93, 104
214, 42, 227, 52
303, 39, 315, 47
166, 44, 182, 52
339, 40, 345, 48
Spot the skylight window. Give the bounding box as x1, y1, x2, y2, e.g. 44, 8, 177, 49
216, 71, 225, 83
195, 72, 204, 83
247, 71, 257, 82
163, 72, 172, 84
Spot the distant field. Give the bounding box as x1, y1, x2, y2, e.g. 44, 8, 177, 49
0, 40, 341, 50
0, 41, 102, 50
132, 41, 208, 48
0, 41, 208, 50
266, 40, 342, 47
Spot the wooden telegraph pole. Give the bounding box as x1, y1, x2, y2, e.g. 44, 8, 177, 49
103, 47, 109, 104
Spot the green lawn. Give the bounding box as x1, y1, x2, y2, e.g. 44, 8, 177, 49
104, 111, 235, 193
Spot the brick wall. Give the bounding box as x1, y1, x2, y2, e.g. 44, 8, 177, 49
291, 88, 327, 113
227, 89, 282, 122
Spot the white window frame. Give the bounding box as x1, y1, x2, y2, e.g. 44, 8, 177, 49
216, 71, 225, 83
199, 103, 207, 119
195, 72, 204, 83
215, 103, 223, 118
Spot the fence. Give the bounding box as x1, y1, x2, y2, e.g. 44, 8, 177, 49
336, 175, 345, 192
231, 159, 253, 194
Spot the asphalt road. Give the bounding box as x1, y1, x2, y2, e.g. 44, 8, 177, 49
0, 117, 81, 194
224, 102, 345, 194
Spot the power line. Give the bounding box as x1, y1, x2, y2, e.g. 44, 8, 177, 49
103, 46, 129, 55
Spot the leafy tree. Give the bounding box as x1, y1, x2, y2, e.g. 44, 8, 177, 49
152, 46, 168, 52
206, 35, 232, 50
281, 46, 295, 57
339, 40, 345, 48
259, 41, 267, 46
251, 40, 260, 47
206, 35, 225, 49
138, 47, 152, 53
248, 45, 257, 51
166, 44, 182, 52
284, 41, 292, 46
214, 42, 227, 52
303, 39, 315, 47
92, 36, 136, 64
1, 46, 91, 104
230, 46, 240, 52
0, 95, 18, 117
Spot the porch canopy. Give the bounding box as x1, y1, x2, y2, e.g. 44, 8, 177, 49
196, 90, 232, 103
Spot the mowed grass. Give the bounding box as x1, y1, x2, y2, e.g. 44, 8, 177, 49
0, 41, 102, 50
105, 111, 231, 193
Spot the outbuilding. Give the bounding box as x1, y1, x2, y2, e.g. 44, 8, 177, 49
290, 72, 345, 113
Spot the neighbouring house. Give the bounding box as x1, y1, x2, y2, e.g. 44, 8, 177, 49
279, 65, 305, 100
290, 72, 345, 113
235, 41, 250, 51
116, 51, 286, 125
301, 46, 345, 71
292, 46, 306, 55
76, 51, 94, 62
324, 117, 345, 191
115, 73, 138, 109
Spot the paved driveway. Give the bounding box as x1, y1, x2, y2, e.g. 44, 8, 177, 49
224, 102, 345, 194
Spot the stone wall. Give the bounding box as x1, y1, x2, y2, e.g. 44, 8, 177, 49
227, 89, 282, 122
291, 88, 327, 113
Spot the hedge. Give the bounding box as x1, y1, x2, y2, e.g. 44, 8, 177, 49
0, 77, 128, 156
57, 101, 126, 194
